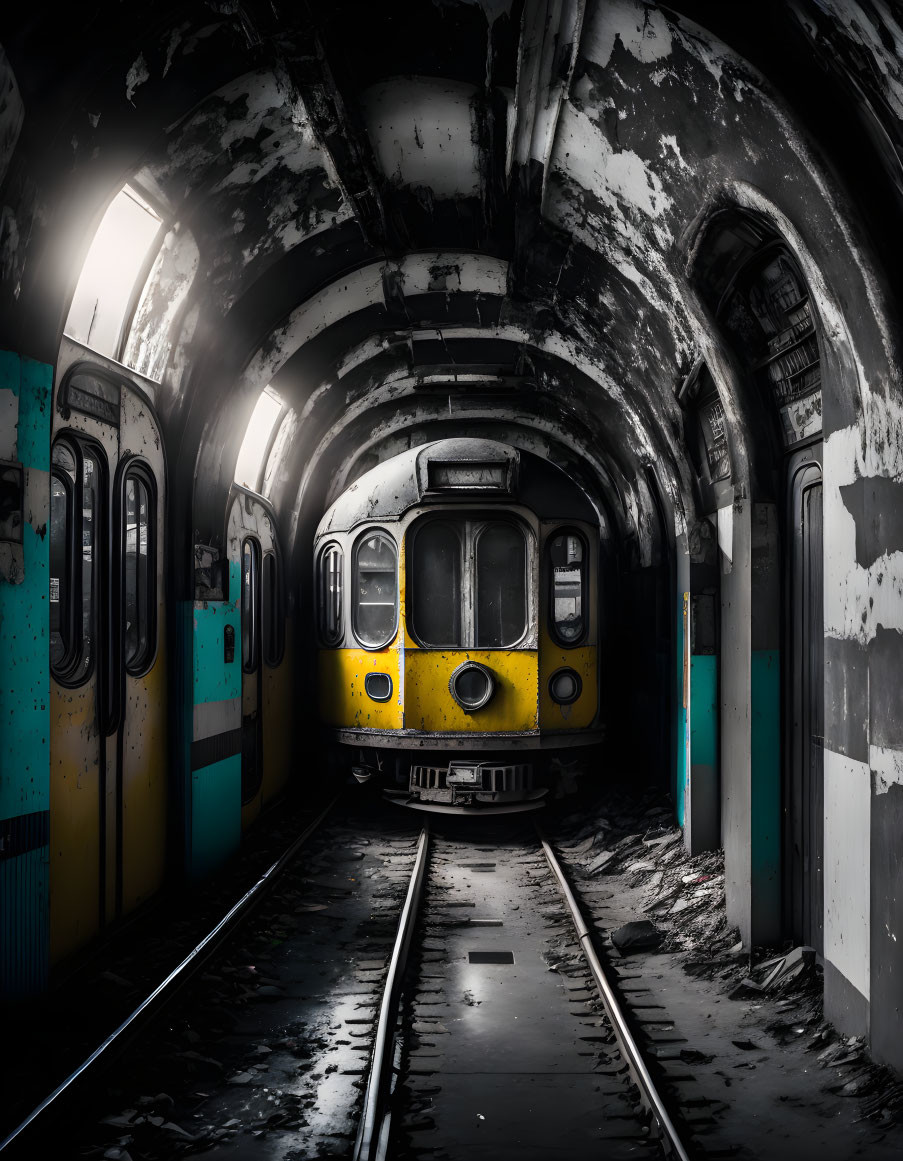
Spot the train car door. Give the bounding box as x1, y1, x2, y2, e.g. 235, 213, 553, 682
787, 450, 824, 954
49, 356, 167, 964
227, 489, 284, 829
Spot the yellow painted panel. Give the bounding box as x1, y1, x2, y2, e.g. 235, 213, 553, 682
538, 631, 598, 730
121, 638, 168, 914
318, 647, 403, 729
404, 649, 538, 732
49, 681, 101, 965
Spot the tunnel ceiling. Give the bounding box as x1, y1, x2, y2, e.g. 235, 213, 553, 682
2, 0, 902, 575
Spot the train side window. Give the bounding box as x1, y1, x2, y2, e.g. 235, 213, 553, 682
548, 530, 587, 646
79, 451, 102, 681
475, 522, 527, 648
123, 470, 155, 674
318, 542, 344, 645
50, 439, 103, 683
241, 537, 261, 671
50, 446, 76, 671
411, 521, 463, 647
352, 531, 398, 649
262, 551, 283, 666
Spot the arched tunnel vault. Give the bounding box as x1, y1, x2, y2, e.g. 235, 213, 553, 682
4, 0, 903, 1073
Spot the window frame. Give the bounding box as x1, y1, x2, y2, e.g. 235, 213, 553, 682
117, 458, 158, 678
241, 535, 262, 673
262, 549, 285, 668
473, 519, 529, 649
547, 527, 589, 649
317, 540, 345, 647
408, 519, 465, 649
351, 528, 399, 651
406, 514, 532, 651
49, 434, 107, 689
49, 462, 76, 676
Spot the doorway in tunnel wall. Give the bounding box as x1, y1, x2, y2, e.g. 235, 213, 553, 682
787, 448, 824, 955
693, 209, 826, 944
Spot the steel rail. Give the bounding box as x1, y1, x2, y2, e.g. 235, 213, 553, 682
0, 796, 339, 1157
537, 826, 692, 1161
354, 824, 431, 1161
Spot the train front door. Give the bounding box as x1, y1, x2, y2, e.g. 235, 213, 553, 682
787, 450, 824, 954
227, 490, 283, 828
49, 358, 168, 964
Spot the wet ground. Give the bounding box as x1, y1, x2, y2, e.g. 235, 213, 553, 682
6, 783, 903, 1160
390, 824, 658, 1160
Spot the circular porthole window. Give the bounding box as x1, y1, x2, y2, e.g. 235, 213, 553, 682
548, 667, 582, 706
449, 661, 495, 713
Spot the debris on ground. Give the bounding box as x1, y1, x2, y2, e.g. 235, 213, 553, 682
552, 786, 903, 1145
610, 919, 662, 955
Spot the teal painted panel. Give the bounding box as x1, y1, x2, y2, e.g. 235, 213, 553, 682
691, 655, 718, 769
751, 649, 781, 889
0, 846, 49, 997
191, 755, 241, 879
1, 501, 50, 818
193, 561, 241, 705
17, 356, 52, 470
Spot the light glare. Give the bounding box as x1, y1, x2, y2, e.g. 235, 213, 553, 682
65, 185, 161, 359
235, 388, 284, 492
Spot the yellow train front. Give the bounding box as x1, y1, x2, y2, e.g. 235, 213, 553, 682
315, 438, 603, 812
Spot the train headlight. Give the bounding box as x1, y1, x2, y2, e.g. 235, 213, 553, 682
365, 672, 393, 702
549, 667, 582, 705
449, 661, 495, 712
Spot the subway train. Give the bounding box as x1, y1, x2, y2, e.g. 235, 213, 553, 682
314, 438, 605, 812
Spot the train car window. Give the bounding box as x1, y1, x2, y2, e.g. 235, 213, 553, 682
411, 521, 463, 647
241, 537, 261, 672
123, 471, 154, 673
475, 522, 527, 647
352, 531, 398, 649
49, 439, 104, 684
548, 530, 587, 646
49, 445, 76, 671
78, 450, 101, 681
318, 542, 343, 645
262, 551, 283, 665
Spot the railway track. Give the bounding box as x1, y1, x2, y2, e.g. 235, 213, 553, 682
3, 803, 695, 1160
356, 816, 692, 1161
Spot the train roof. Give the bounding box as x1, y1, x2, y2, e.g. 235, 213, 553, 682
317, 438, 597, 534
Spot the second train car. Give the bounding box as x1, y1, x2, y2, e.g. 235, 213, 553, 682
314, 438, 604, 812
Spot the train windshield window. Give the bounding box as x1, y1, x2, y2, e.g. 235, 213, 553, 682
549, 531, 586, 645
262, 552, 283, 665
352, 532, 398, 648
475, 523, 527, 647
242, 537, 261, 671
123, 472, 154, 673
411, 521, 462, 647
319, 543, 343, 645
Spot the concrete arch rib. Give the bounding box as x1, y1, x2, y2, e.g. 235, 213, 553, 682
282, 379, 641, 557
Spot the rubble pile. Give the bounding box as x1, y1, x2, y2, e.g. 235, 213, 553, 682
554, 789, 903, 1137
556, 792, 742, 978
